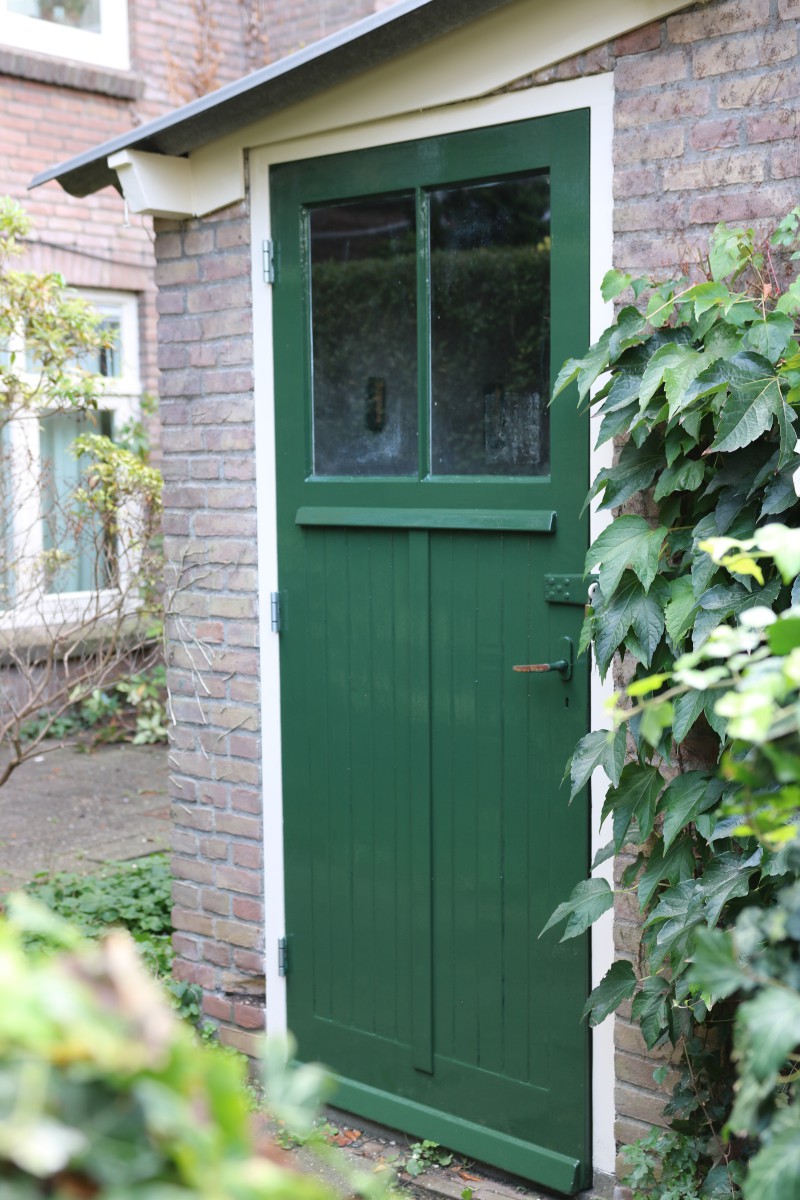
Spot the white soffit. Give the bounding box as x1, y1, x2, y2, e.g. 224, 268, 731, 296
112, 0, 689, 217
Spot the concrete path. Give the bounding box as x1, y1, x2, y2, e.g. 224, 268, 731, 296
0, 741, 169, 889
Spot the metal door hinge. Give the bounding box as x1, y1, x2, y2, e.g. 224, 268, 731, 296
278, 936, 288, 977
262, 239, 275, 284
270, 591, 281, 633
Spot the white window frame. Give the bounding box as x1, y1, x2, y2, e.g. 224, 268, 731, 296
1, 288, 142, 630
0, 0, 129, 70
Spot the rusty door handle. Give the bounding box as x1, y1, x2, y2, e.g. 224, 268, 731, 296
513, 637, 573, 681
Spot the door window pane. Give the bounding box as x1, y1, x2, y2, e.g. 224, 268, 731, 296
429, 175, 551, 476
310, 196, 418, 477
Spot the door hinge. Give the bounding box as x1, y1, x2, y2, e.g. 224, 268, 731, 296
262, 239, 275, 284
270, 591, 281, 633
277, 936, 288, 977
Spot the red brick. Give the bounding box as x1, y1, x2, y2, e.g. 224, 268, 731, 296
172, 934, 200, 960
718, 68, 800, 110
234, 1001, 266, 1030
203, 939, 232, 967
663, 151, 765, 191
173, 959, 216, 988
614, 21, 662, 56
690, 118, 740, 152
689, 184, 799, 224
218, 1025, 263, 1057
614, 49, 688, 91
233, 948, 264, 974
748, 109, 799, 144
203, 994, 234, 1021
667, 0, 770, 43
615, 87, 710, 129
216, 866, 262, 896
233, 896, 264, 922
172, 907, 215, 937
772, 145, 800, 180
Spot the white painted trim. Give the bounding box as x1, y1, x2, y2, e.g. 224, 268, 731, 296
109, 148, 244, 220
252, 71, 616, 1176
250, 154, 287, 1037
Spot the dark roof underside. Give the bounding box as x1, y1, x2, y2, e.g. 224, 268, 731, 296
32, 0, 513, 198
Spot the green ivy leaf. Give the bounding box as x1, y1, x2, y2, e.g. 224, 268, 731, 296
740, 1127, 800, 1200
735, 986, 800, 1085
645, 880, 705, 971
600, 269, 633, 302
653, 457, 705, 502
682, 280, 732, 318
638, 835, 696, 909
569, 727, 626, 800
659, 772, 720, 851
631, 975, 671, 1048
639, 343, 697, 409
686, 926, 749, 1002
594, 574, 667, 676
665, 576, 699, 650
539, 877, 614, 941
591, 437, 662, 512
582, 960, 637, 1026
700, 852, 754, 926
710, 354, 783, 453
603, 763, 665, 849
671, 688, 707, 743
585, 515, 668, 597
766, 616, 800, 654
743, 312, 796, 363
553, 328, 613, 401
761, 467, 799, 517
775, 398, 798, 469
693, 578, 781, 648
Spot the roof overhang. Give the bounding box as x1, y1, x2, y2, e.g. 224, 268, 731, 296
30, 0, 515, 199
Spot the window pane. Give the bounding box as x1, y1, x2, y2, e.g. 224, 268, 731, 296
310, 196, 418, 477
8, 0, 101, 31
429, 174, 551, 476
40, 410, 112, 594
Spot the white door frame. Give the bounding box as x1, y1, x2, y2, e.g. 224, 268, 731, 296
249, 70, 616, 1174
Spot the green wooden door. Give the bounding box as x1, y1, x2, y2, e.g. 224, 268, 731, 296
272, 112, 591, 1195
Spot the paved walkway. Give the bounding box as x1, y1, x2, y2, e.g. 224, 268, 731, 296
0, 741, 170, 889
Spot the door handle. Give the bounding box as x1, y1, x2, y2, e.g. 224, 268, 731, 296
513, 637, 573, 681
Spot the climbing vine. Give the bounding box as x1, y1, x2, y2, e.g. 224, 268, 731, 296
544, 214, 800, 1197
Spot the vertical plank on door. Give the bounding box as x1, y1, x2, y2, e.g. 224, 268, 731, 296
409, 528, 434, 1074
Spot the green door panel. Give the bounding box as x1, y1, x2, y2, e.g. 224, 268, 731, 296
272, 110, 592, 1195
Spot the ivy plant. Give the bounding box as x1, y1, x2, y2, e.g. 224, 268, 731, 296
542, 215, 800, 1194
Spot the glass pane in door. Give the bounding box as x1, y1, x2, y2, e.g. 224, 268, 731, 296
429, 174, 551, 476
310, 195, 418, 476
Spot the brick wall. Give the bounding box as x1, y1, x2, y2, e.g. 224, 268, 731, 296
153, 193, 266, 1055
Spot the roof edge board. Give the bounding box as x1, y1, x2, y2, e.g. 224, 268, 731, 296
29, 0, 515, 199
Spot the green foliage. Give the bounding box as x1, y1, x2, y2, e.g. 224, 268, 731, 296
21, 665, 169, 747
0, 197, 109, 422
620, 1128, 744, 1200
23, 854, 196, 1021
549, 221, 800, 1196
402, 1140, 455, 1178
0, 898, 338, 1200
